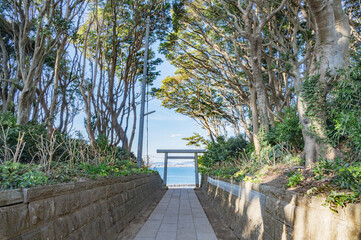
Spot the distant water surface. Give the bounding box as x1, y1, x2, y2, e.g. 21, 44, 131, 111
153, 167, 200, 185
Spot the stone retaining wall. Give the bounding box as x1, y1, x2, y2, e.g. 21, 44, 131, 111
202, 176, 361, 240
0, 173, 163, 240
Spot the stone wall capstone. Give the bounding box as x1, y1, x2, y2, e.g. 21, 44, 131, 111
0, 173, 163, 240
201, 175, 361, 240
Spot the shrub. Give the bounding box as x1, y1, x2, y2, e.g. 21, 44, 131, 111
327, 66, 361, 158
0, 159, 156, 190
0, 162, 48, 190
0, 112, 60, 163
287, 169, 304, 187
313, 158, 361, 194
199, 135, 249, 168
324, 191, 358, 213
332, 162, 361, 194
265, 107, 303, 150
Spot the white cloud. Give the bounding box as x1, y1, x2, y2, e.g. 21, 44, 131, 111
170, 134, 183, 138
149, 114, 188, 122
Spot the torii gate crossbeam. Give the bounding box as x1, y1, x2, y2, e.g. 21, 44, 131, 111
157, 149, 206, 187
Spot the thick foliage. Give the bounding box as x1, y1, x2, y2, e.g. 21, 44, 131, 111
313, 158, 361, 195
311, 158, 361, 211
0, 112, 49, 163
327, 66, 361, 158
199, 135, 249, 168
0, 112, 136, 166
0, 162, 49, 189
0, 160, 156, 190
265, 107, 303, 150
301, 65, 361, 159
287, 169, 304, 187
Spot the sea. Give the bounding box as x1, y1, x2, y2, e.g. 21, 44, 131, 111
152, 167, 201, 186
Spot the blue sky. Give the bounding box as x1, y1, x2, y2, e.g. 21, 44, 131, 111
131, 47, 208, 167
70, 43, 208, 167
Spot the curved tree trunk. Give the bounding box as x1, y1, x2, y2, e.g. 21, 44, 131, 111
302, 0, 350, 166
250, 85, 261, 154
250, 38, 270, 134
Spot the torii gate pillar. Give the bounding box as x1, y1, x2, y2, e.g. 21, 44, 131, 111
157, 149, 206, 187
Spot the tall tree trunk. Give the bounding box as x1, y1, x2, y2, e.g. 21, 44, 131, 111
47, 38, 67, 137
250, 84, 261, 154
250, 38, 270, 133
302, 0, 350, 166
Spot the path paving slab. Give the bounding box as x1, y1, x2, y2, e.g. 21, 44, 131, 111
134, 189, 218, 240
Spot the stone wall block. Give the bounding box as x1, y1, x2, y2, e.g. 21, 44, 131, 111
121, 191, 129, 203
0, 204, 30, 238
40, 222, 55, 240
0, 208, 8, 238
345, 203, 361, 227
74, 180, 90, 190
69, 210, 82, 231
265, 197, 294, 226
111, 193, 123, 207
29, 200, 44, 226
106, 208, 117, 227
70, 192, 82, 212
262, 212, 276, 238
72, 207, 89, 229
23, 186, 53, 203
346, 224, 361, 239
129, 188, 135, 200
79, 189, 93, 207
140, 177, 147, 185
90, 187, 106, 203
28, 198, 55, 226
204, 176, 361, 240
105, 184, 117, 198
0, 189, 23, 206
126, 181, 136, 191
94, 201, 104, 219
244, 200, 264, 227
258, 185, 286, 201
65, 214, 77, 234
106, 194, 118, 210
264, 231, 274, 240
53, 217, 69, 239
273, 218, 292, 240
66, 230, 82, 240
0, 173, 162, 240
84, 205, 97, 223
308, 205, 336, 239
20, 228, 42, 240
116, 182, 126, 193
81, 219, 101, 240
52, 182, 75, 197
55, 194, 73, 217
134, 179, 142, 187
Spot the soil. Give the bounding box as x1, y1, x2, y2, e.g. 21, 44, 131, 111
257, 164, 360, 203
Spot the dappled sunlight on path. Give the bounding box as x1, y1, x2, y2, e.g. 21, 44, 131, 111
134, 189, 217, 240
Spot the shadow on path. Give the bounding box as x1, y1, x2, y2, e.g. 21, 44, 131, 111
118, 189, 166, 240
195, 188, 239, 240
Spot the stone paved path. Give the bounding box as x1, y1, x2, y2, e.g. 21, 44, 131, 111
134, 189, 218, 240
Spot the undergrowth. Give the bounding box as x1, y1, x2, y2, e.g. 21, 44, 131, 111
0, 114, 156, 190
199, 133, 361, 212
0, 160, 156, 190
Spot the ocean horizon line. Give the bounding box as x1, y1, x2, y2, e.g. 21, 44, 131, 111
150, 165, 196, 168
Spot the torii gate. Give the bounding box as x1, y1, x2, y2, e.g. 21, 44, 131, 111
156, 149, 206, 187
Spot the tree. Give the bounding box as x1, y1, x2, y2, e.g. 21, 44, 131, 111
77, 0, 170, 149
157, 72, 231, 142
159, 0, 290, 153
300, 0, 350, 166
2, 0, 86, 125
